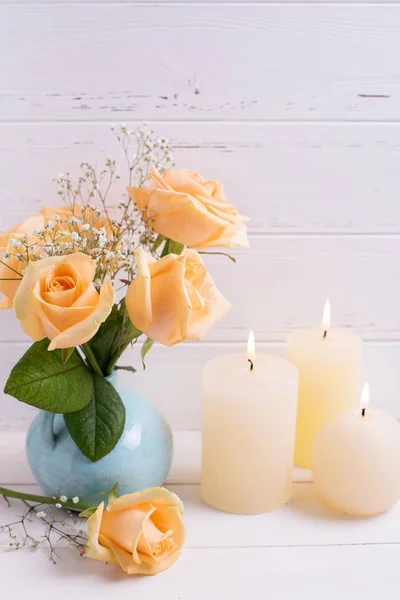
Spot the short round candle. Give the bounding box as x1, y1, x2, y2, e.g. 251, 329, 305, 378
311, 384, 400, 516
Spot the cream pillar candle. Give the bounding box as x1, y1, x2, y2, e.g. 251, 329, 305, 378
286, 300, 362, 468
311, 384, 400, 516
201, 332, 298, 515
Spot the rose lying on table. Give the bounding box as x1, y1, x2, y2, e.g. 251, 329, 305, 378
0, 485, 185, 576
83, 487, 186, 575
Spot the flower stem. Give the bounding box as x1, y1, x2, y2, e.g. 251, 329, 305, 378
0, 486, 92, 512
105, 340, 133, 376
0, 260, 24, 277
199, 251, 236, 263
80, 343, 104, 377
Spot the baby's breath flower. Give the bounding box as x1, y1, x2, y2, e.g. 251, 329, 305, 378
9, 239, 21, 248
71, 232, 80, 241
55, 503, 62, 509
59, 495, 68, 503
37, 511, 47, 519
2, 253, 10, 260
72, 497, 79, 504
46, 221, 54, 230
81, 223, 90, 232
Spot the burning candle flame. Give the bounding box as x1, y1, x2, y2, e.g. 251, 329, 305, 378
322, 299, 331, 334
360, 382, 370, 414
247, 330, 255, 367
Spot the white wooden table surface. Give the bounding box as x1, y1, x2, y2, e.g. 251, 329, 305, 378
0, 431, 399, 599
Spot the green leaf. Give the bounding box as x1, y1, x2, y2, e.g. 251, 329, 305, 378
141, 338, 154, 369
108, 482, 119, 504
79, 506, 98, 518
160, 239, 185, 257
64, 374, 126, 462
4, 339, 93, 413
168, 240, 185, 255
114, 365, 137, 374
88, 301, 141, 373
60, 347, 75, 365
151, 234, 166, 253
160, 239, 170, 257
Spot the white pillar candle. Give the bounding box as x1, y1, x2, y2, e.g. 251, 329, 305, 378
311, 384, 400, 516
286, 300, 363, 468
201, 332, 298, 515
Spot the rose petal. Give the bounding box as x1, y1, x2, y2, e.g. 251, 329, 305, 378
48, 280, 115, 350
150, 505, 186, 549
99, 534, 181, 576
100, 503, 156, 561
0, 295, 13, 309
107, 487, 184, 515
83, 502, 116, 565
125, 247, 154, 333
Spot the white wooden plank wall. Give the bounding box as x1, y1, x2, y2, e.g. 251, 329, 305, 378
1, 2, 400, 430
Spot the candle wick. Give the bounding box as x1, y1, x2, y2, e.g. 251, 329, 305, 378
361, 407, 366, 418
248, 359, 254, 371
323, 330, 327, 339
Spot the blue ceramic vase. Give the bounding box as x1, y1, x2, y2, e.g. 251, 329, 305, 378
25, 372, 173, 505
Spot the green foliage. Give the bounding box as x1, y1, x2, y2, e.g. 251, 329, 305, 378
4, 339, 93, 413
114, 365, 136, 374
168, 240, 185, 255
108, 482, 120, 504
87, 300, 142, 375
160, 238, 185, 257
151, 234, 166, 253
141, 338, 154, 369
60, 347, 75, 365
64, 374, 126, 462
79, 506, 98, 518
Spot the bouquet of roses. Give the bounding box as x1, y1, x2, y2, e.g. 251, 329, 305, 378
0, 125, 248, 462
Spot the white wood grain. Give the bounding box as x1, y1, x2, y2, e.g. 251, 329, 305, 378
1, 545, 399, 600
1, 5, 400, 122
3, 122, 400, 235
1, 340, 400, 431
3, 1, 400, 4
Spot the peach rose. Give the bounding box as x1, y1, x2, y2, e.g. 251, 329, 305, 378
13, 252, 115, 350
0, 206, 113, 309
84, 487, 185, 576
0, 212, 45, 308
127, 167, 249, 249
125, 247, 231, 346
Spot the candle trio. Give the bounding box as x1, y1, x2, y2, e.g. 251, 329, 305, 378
201, 301, 400, 517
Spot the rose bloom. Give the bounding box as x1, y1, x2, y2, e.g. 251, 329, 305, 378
125, 247, 231, 346
14, 252, 115, 350
84, 487, 186, 576
0, 206, 113, 308
0, 212, 45, 308
127, 167, 249, 250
